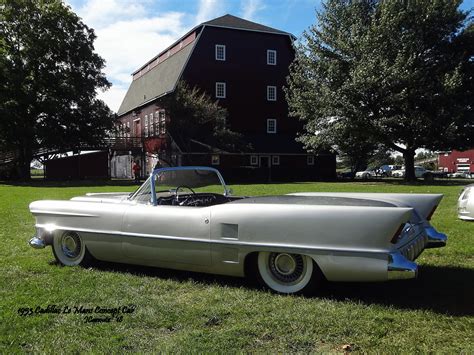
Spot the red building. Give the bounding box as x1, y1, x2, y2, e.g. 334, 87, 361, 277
116, 14, 336, 181
438, 149, 474, 173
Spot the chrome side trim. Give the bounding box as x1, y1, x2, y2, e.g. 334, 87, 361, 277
388, 253, 418, 280
34, 223, 391, 255
424, 227, 447, 248
30, 210, 99, 217
29, 237, 46, 249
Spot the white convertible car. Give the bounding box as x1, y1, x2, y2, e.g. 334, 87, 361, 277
29, 166, 447, 294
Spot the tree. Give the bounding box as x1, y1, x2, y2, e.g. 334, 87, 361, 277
286, 0, 473, 181
0, 0, 114, 179
158, 80, 250, 153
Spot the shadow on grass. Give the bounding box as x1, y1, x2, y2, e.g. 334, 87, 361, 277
318, 265, 474, 316
65, 259, 473, 316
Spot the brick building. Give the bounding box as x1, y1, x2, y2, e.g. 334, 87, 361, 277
116, 14, 336, 181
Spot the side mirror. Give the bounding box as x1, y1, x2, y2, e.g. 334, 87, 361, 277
227, 188, 234, 196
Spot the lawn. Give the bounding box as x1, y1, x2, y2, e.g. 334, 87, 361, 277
0, 179, 473, 353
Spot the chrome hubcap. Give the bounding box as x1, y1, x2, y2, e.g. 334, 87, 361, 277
61, 233, 81, 258
269, 253, 304, 283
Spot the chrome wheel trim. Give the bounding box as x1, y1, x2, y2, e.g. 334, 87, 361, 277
258, 252, 313, 294
61, 233, 81, 258
53, 232, 86, 266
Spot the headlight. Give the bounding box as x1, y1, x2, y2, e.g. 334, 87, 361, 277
461, 187, 471, 200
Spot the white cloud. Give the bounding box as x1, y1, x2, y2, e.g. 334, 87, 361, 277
95, 13, 186, 81
240, 0, 266, 21
65, 0, 188, 112
195, 0, 226, 25
74, 0, 149, 29
97, 84, 128, 113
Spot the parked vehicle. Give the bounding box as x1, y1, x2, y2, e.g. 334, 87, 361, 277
378, 165, 402, 177
392, 166, 435, 179
29, 166, 447, 294
392, 167, 406, 178
458, 184, 474, 221
338, 171, 355, 179
449, 172, 472, 179
355, 170, 377, 179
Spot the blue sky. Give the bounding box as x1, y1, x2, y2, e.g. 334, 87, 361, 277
64, 0, 474, 112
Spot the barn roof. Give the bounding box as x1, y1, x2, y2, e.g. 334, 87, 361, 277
117, 14, 294, 116
203, 14, 293, 37
117, 43, 194, 115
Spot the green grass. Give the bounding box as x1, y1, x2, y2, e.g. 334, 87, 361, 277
1, 179, 473, 352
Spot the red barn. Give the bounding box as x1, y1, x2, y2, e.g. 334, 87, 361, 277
115, 14, 336, 181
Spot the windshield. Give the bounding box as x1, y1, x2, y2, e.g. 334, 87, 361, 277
129, 167, 228, 205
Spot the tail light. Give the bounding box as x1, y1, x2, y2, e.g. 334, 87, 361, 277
390, 223, 405, 244
426, 205, 438, 221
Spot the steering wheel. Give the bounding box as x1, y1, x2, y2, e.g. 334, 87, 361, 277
174, 185, 196, 204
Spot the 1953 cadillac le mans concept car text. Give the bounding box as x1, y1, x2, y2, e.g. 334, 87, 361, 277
29, 166, 447, 294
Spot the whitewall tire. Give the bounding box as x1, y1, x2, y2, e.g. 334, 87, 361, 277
52, 231, 92, 266
257, 252, 318, 294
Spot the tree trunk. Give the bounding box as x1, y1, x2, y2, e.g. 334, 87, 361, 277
17, 144, 32, 180
403, 149, 416, 182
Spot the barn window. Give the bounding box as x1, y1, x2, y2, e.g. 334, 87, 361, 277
154, 112, 159, 135
211, 155, 220, 165
144, 115, 149, 137
216, 82, 226, 98
267, 86, 276, 101
267, 50, 277, 65
159, 110, 166, 134
272, 156, 280, 165
307, 156, 315, 165
267, 119, 277, 134
250, 156, 258, 165
215, 45, 226, 61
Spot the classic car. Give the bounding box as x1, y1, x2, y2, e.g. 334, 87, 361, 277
458, 184, 474, 221
29, 166, 447, 294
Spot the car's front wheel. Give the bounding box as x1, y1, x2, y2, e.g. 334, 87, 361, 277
52, 231, 94, 266
256, 252, 321, 294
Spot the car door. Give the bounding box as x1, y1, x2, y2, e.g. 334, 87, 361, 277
121, 203, 211, 266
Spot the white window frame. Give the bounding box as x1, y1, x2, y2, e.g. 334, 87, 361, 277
216, 82, 226, 99
307, 155, 315, 165
144, 115, 149, 137
272, 155, 280, 166
250, 155, 258, 166
154, 112, 159, 136
215, 44, 226, 61
267, 49, 277, 65
159, 110, 166, 134
267, 86, 276, 101
267, 119, 277, 134
211, 155, 220, 165
133, 118, 141, 136
149, 114, 154, 136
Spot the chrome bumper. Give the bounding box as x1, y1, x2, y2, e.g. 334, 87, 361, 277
388, 253, 418, 280
29, 236, 46, 249
424, 227, 447, 248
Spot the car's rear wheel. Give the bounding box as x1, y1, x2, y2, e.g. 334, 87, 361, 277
52, 231, 94, 266
256, 252, 321, 294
